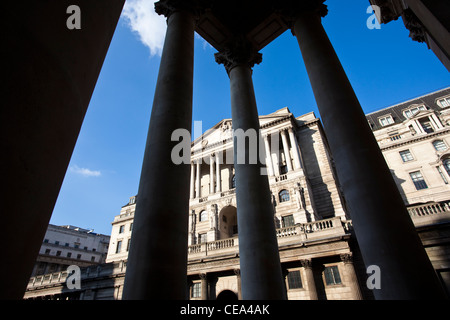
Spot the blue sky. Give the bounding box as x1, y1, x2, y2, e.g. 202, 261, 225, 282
50, 0, 449, 235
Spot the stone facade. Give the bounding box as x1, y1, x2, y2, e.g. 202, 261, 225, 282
30, 224, 110, 277
24, 88, 450, 299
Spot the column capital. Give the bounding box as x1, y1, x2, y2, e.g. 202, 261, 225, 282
276, 1, 328, 35
199, 272, 207, 280
214, 35, 262, 75
300, 259, 313, 269
340, 253, 354, 264
155, 0, 206, 21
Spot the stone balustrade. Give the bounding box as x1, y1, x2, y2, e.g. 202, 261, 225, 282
188, 216, 348, 260
407, 201, 450, 227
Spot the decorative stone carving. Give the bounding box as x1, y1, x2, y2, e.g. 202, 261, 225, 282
209, 204, 217, 230
155, 0, 206, 20
214, 35, 262, 74
402, 9, 427, 44
276, 1, 328, 33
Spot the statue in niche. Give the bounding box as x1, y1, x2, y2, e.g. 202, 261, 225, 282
209, 204, 217, 230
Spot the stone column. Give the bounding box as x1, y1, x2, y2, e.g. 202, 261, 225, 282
122, 2, 196, 300
190, 162, 195, 199
340, 254, 362, 300
234, 269, 242, 300
289, 4, 446, 299
263, 134, 275, 176
196, 159, 201, 198
1, 0, 125, 300
200, 273, 208, 300
215, 152, 221, 193
288, 127, 302, 170
301, 259, 318, 300
215, 40, 286, 300
210, 154, 215, 194
280, 129, 293, 172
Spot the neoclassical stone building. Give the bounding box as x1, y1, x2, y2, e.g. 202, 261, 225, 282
24, 87, 450, 300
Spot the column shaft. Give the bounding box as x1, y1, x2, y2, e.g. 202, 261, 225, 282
215, 153, 221, 193
288, 127, 302, 169
301, 260, 318, 300
190, 162, 195, 199
293, 12, 446, 299
122, 10, 195, 300
263, 135, 275, 176
229, 64, 286, 300
196, 160, 201, 198
281, 129, 293, 172
210, 154, 214, 194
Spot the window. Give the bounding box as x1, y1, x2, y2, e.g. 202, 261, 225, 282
433, 140, 447, 151
119, 225, 125, 233
437, 166, 448, 184
67, 252, 72, 258
399, 150, 414, 162
199, 210, 208, 222
279, 164, 288, 174
279, 189, 290, 203
287, 270, 303, 289
282, 215, 295, 228
403, 105, 426, 118
379, 115, 394, 126
130, 223, 133, 231
91, 256, 95, 262
444, 159, 450, 177
45, 249, 51, 255
410, 171, 428, 190
231, 175, 236, 189
43, 239, 49, 243
116, 240, 122, 253
191, 282, 201, 298
199, 233, 207, 244
324, 266, 342, 285
56, 250, 61, 257
55, 241, 60, 245
77, 254, 82, 260
419, 118, 434, 133
438, 97, 450, 107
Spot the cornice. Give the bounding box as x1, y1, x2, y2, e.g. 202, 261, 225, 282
380, 128, 450, 151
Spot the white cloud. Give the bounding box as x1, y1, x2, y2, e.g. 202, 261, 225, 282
70, 165, 101, 177
121, 0, 167, 57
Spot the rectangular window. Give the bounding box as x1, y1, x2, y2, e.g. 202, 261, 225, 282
410, 171, 428, 190
436, 167, 448, 184
56, 250, 61, 257
67, 252, 72, 258
379, 115, 394, 126
191, 282, 201, 298
324, 266, 342, 285
119, 225, 125, 233
287, 270, 303, 289
399, 150, 414, 162
199, 233, 207, 244
419, 118, 434, 133
282, 215, 295, 228
438, 98, 450, 107
77, 254, 82, 260
116, 240, 122, 253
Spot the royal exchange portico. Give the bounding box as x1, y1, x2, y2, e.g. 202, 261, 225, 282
5, 0, 449, 300
122, 0, 446, 300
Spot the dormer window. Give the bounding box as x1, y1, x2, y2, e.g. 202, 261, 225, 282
403, 105, 426, 118
437, 97, 450, 108
379, 115, 394, 127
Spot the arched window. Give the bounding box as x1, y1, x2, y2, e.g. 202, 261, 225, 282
199, 210, 208, 222
433, 140, 448, 151
279, 189, 290, 203
444, 158, 450, 177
